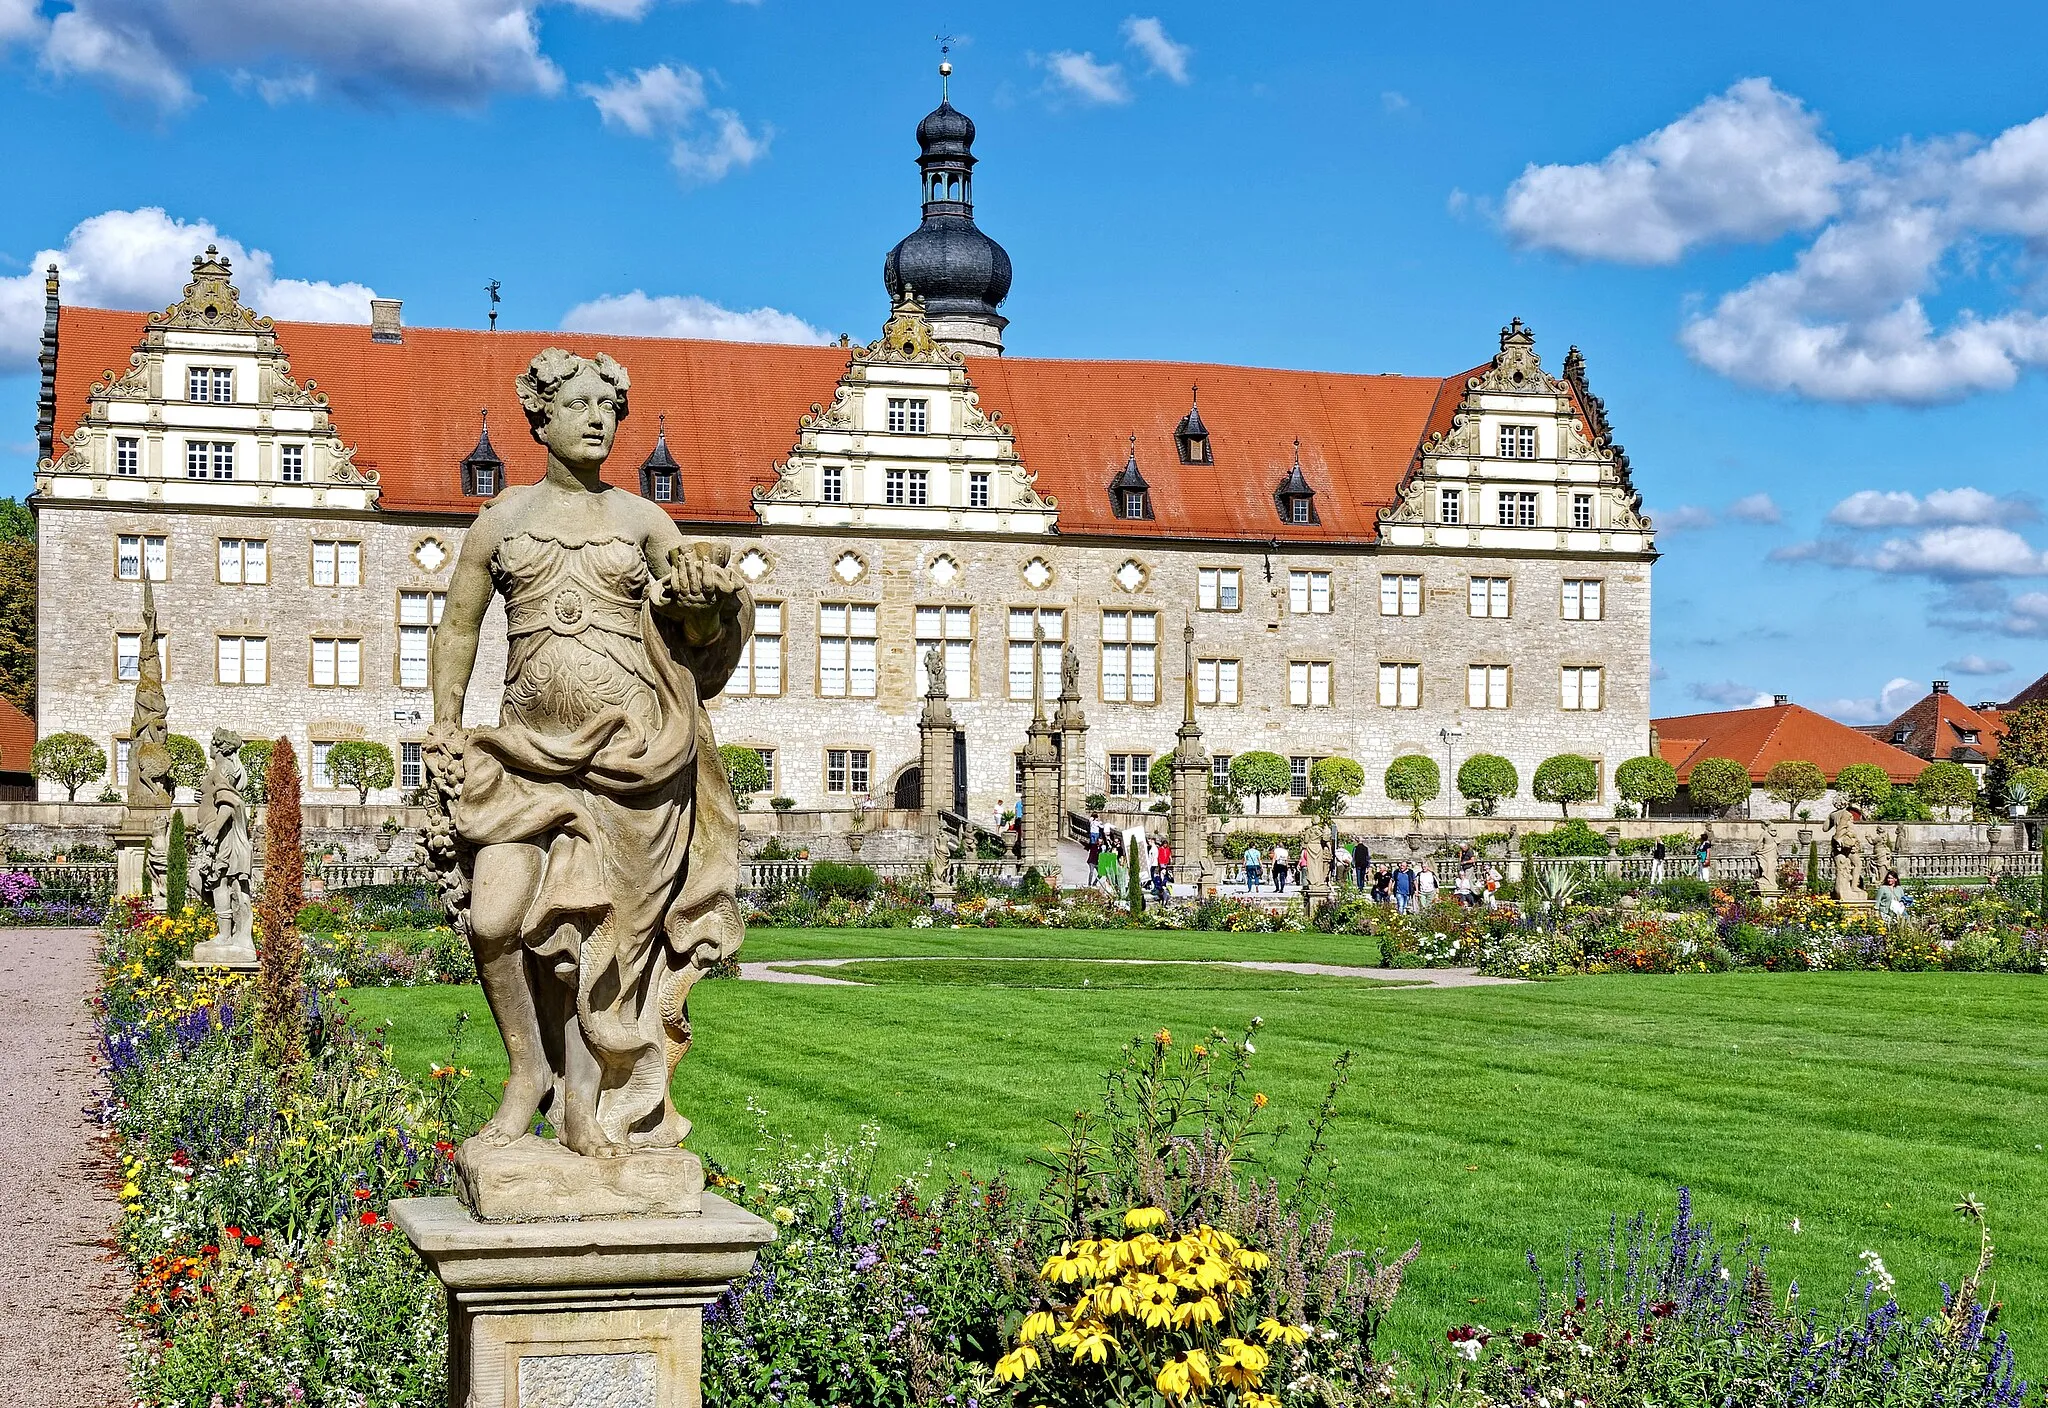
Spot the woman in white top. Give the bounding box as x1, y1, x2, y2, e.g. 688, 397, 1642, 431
1270, 842, 1291, 893
1416, 862, 1438, 906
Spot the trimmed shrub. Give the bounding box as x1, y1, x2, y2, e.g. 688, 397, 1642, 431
30, 732, 106, 800
1914, 760, 1979, 820
1532, 754, 1600, 816
325, 740, 396, 804
806, 861, 878, 900
1456, 753, 1519, 816
165, 734, 206, 799
1763, 759, 1827, 817
1384, 754, 1440, 824
1229, 751, 1291, 815
165, 810, 188, 915
1615, 754, 1679, 809
1688, 756, 1753, 814
256, 738, 306, 1071
1833, 762, 1894, 813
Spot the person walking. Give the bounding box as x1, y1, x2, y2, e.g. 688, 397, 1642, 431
1270, 840, 1291, 893
1416, 861, 1438, 909
1242, 844, 1263, 893
1393, 862, 1414, 914
1650, 839, 1666, 885
1352, 838, 1371, 890
1157, 838, 1174, 891
1482, 864, 1502, 908
1696, 831, 1713, 883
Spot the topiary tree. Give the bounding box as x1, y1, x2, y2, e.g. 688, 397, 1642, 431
1913, 760, 1979, 821
1873, 788, 1932, 822
256, 739, 306, 1072
239, 739, 273, 804
1126, 833, 1145, 913
1832, 762, 1893, 814
1532, 754, 1600, 817
1997, 701, 2048, 770
1384, 754, 1441, 826
165, 733, 206, 801
1687, 756, 1753, 816
1149, 755, 1175, 797
166, 809, 188, 915
1762, 759, 1827, 818
1300, 756, 1365, 828
721, 744, 769, 809
1229, 751, 1291, 816
326, 740, 396, 804
1615, 755, 1678, 813
1456, 753, 1519, 816
31, 732, 107, 800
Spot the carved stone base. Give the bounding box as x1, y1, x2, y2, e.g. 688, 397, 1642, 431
184, 939, 259, 972
392, 1192, 774, 1408
113, 809, 167, 900
456, 1135, 705, 1221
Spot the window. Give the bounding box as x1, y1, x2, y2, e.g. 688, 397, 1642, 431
1497, 491, 1539, 527
1288, 661, 1332, 708
1468, 576, 1511, 618
1561, 665, 1603, 711
819, 602, 879, 699
311, 741, 335, 791
1290, 755, 1325, 798
1562, 579, 1604, 621
400, 741, 423, 791
398, 591, 446, 689
821, 465, 844, 503
310, 638, 362, 688
1439, 486, 1461, 524
116, 534, 166, 582
1107, 753, 1152, 797
1468, 664, 1511, 710
1196, 658, 1240, 705
884, 468, 929, 506
915, 606, 975, 698
1123, 488, 1149, 517
1377, 663, 1420, 709
825, 748, 872, 794
115, 633, 151, 682
1572, 492, 1595, 530
651, 471, 676, 503
216, 636, 269, 685
280, 444, 304, 483
1288, 498, 1310, 525
1210, 755, 1233, 791
217, 538, 268, 585
1100, 610, 1158, 704
1007, 608, 1065, 700
187, 366, 233, 403
312, 540, 362, 588
115, 738, 130, 783
969, 471, 991, 508
886, 398, 928, 434
185, 441, 235, 480
115, 438, 140, 476
1379, 573, 1422, 617
1288, 570, 1331, 614
1197, 567, 1241, 612
472, 463, 498, 497
730, 603, 784, 696
1498, 423, 1537, 459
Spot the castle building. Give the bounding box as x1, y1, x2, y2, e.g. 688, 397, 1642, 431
32, 84, 1656, 818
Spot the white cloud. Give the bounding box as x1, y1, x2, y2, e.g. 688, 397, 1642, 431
1502, 79, 1851, 264
1996, 592, 2048, 637
0, 0, 46, 47
1866, 525, 2048, 577
579, 63, 769, 185
672, 109, 770, 183
558, 290, 831, 345
1381, 90, 1409, 114
1120, 16, 1189, 84
1813, 677, 1923, 725
0, 207, 374, 373
1688, 680, 1775, 709
1040, 50, 1129, 105
1826, 486, 2028, 528
1944, 653, 2012, 676
1726, 492, 1782, 524
1653, 504, 1716, 532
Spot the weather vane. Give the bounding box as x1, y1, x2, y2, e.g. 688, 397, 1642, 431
935, 33, 955, 96
486, 279, 501, 331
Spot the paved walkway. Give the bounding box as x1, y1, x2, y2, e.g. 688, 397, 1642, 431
740, 955, 1519, 988
0, 929, 126, 1406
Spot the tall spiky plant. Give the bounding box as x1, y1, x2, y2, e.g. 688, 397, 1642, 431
256, 737, 306, 1071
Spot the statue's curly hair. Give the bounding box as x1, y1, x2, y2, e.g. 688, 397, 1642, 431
211, 727, 244, 754
514, 348, 632, 439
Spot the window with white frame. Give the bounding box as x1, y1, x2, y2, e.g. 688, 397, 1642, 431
311, 638, 362, 688
1196, 658, 1240, 705
650, 471, 676, 503
1210, 754, 1233, 791
755, 748, 776, 794
1467, 664, 1511, 710
1497, 491, 1538, 527
729, 602, 784, 696
116, 534, 167, 582
1197, 566, 1241, 612
311, 741, 336, 790
185, 441, 235, 480
825, 748, 872, 794
115, 632, 165, 682
115, 438, 140, 476
1562, 578, 1604, 620
914, 606, 974, 699
1377, 662, 1420, 709
1107, 752, 1152, 797
886, 398, 928, 434
1288, 660, 1332, 707
819, 603, 879, 699
115, 738, 130, 783
1379, 573, 1422, 616
398, 591, 445, 689
1288, 570, 1332, 614
969, 471, 991, 508
471, 462, 498, 497
1007, 608, 1064, 700
1439, 486, 1462, 523
1468, 576, 1511, 618
217, 538, 268, 585
187, 366, 233, 403
280, 444, 304, 483
1290, 755, 1325, 798
1561, 665, 1603, 711
1498, 423, 1537, 459
1100, 610, 1158, 703
216, 636, 268, 685
400, 741, 424, 791
1572, 492, 1595, 530
884, 467, 929, 506
312, 540, 362, 587
821, 465, 844, 503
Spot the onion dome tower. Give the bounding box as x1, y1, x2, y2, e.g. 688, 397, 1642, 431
883, 62, 1013, 356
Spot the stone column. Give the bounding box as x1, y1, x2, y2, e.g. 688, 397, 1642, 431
917, 645, 957, 834
1019, 620, 1063, 882
1168, 622, 1215, 895
1054, 643, 1089, 816
113, 808, 166, 901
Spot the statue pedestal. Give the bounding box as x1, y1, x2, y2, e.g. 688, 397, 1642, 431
113, 808, 167, 900
393, 1191, 774, 1408
182, 940, 258, 973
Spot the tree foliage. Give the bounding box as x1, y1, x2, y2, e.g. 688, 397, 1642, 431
1532, 754, 1601, 817
1762, 759, 1827, 817
1149, 754, 1175, 796
1228, 751, 1291, 815
166, 810, 189, 915
1996, 702, 2048, 771
31, 732, 106, 800
1686, 757, 1753, 814
1832, 762, 1893, 813
165, 733, 206, 799
256, 739, 306, 1072
325, 740, 396, 803
240, 739, 273, 804
1456, 753, 1519, 816
1913, 760, 1979, 820
1383, 754, 1441, 825
1614, 755, 1678, 807
1873, 788, 1932, 822
0, 502, 35, 716
2008, 765, 2048, 812
721, 744, 769, 807
1310, 756, 1365, 797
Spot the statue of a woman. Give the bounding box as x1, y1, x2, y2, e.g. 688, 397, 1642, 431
193, 729, 254, 961
425, 348, 753, 1160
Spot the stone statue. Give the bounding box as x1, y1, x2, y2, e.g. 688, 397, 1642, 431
1755, 817, 1783, 896
1872, 825, 1897, 887
424, 348, 752, 1189
190, 729, 255, 964
1060, 640, 1082, 700
127, 579, 173, 808
1828, 804, 1867, 904
1301, 826, 1333, 893
923, 642, 947, 700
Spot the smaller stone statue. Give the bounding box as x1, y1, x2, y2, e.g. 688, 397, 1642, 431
1871, 825, 1897, 890
1828, 804, 1868, 904
1301, 826, 1334, 894
923, 642, 947, 700
1755, 818, 1783, 896
190, 729, 256, 966
1060, 641, 1082, 700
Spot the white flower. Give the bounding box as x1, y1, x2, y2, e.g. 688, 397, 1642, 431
1454, 1338, 1482, 1361
1245, 1041, 1256, 1053
1790, 1216, 1802, 1233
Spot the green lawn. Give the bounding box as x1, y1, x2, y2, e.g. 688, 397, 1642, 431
348, 927, 2048, 1366
774, 958, 1421, 989
735, 925, 1391, 965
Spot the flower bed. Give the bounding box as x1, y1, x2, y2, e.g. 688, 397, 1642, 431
0, 868, 106, 925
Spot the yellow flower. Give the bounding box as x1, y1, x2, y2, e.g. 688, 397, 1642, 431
1174, 1294, 1224, 1329
1124, 1205, 1168, 1231
994, 1345, 1041, 1382
1041, 1244, 1097, 1284
1018, 1310, 1059, 1343
771, 1206, 795, 1224
1067, 1328, 1117, 1364
1156, 1349, 1211, 1400
1258, 1317, 1310, 1347
1217, 1336, 1270, 1387
1243, 1394, 1283, 1408
1155, 1027, 1172, 1047
1233, 1247, 1271, 1272
1253, 1091, 1269, 1108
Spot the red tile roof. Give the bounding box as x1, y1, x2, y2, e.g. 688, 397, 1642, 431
0, 696, 33, 780
1878, 689, 2005, 764
1653, 702, 1925, 784
53, 305, 1471, 543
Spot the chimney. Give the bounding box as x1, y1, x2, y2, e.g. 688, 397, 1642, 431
1772, 694, 1788, 706
370, 298, 403, 343
1932, 679, 1949, 696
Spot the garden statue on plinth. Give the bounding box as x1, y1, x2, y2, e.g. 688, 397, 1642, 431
114, 578, 173, 899
188, 729, 256, 968
1754, 817, 1783, 896
394, 349, 773, 1408
1300, 824, 1334, 904
1828, 804, 1869, 906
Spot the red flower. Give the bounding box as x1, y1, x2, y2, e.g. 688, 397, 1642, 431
1650, 1299, 1678, 1318
200, 1244, 220, 1258
433, 1141, 455, 1157
351, 1188, 373, 1200
1522, 1331, 1546, 1347
237, 1304, 254, 1317
222, 1225, 243, 1241
359, 1210, 379, 1226
243, 1234, 262, 1249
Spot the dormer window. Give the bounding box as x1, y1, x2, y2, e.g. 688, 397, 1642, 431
187, 366, 233, 403
1109, 436, 1154, 521
1174, 388, 1211, 464
638, 414, 682, 505
1274, 440, 1318, 526
887, 398, 929, 434
460, 409, 504, 499
1892, 726, 1914, 744
1959, 729, 1980, 745
1124, 489, 1149, 517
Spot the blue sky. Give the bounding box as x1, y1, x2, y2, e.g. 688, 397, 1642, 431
5, 0, 2048, 723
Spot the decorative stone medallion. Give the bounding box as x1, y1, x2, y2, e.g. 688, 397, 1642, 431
832, 551, 867, 585
736, 548, 771, 582
1114, 559, 1147, 593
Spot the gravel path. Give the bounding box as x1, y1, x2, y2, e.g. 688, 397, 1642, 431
740, 955, 1519, 988
0, 928, 128, 1406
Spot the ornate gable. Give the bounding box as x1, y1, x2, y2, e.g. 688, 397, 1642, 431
147, 246, 273, 335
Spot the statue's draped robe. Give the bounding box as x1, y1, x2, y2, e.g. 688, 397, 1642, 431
198, 759, 251, 888
453, 532, 748, 1147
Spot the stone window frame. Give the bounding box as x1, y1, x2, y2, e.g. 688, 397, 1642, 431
1378, 573, 1423, 618
1561, 664, 1605, 712
400, 740, 425, 791
1196, 565, 1241, 613
1496, 490, 1540, 528
216, 536, 270, 586
728, 743, 777, 796
1287, 569, 1332, 616
1561, 577, 1605, 621
1438, 484, 1462, 524
729, 600, 786, 698
817, 600, 881, 700
310, 739, 341, 791
184, 439, 236, 480
114, 436, 141, 477
395, 589, 447, 689
1105, 751, 1153, 797
968, 470, 992, 509
114, 531, 168, 582
1196, 657, 1242, 707
186, 365, 235, 404
1467, 575, 1512, 619
914, 603, 977, 701
1098, 609, 1160, 707
823, 746, 873, 796
1571, 491, 1596, 530
309, 636, 364, 690
1209, 754, 1233, 791
1289, 754, 1329, 798
1376, 661, 1422, 710
1467, 663, 1514, 710
1497, 423, 1538, 459
1287, 659, 1334, 709
311, 538, 365, 589
1006, 606, 1065, 701
279, 443, 306, 483
214, 634, 270, 687
820, 465, 846, 503
113, 630, 167, 684
885, 398, 929, 435
884, 466, 931, 507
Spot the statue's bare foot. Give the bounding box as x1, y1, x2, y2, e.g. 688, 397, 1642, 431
475, 1075, 547, 1147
